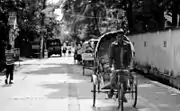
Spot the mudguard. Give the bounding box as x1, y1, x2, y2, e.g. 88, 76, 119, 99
92, 74, 98, 85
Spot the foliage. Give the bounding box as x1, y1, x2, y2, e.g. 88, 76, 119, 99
62, 0, 180, 40
44, 17, 61, 39
62, 0, 127, 41
0, 0, 61, 42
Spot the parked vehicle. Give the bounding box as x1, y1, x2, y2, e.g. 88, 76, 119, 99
81, 38, 99, 75
81, 41, 94, 62
46, 39, 62, 57
81, 39, 98, 60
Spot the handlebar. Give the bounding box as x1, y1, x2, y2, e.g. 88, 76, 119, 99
113, 69, 129, 73
112, 69, 135, 77
112, 68, 135, 72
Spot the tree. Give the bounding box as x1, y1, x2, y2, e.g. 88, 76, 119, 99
62, 0, 180, 38
62, 0, 121, 40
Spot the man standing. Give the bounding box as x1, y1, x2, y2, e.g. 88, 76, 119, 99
102, 29, 135, 102
5, 44, 15, 84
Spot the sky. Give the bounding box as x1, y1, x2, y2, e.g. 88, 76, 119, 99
46, 0, 64, 21
47, 0, 61, 4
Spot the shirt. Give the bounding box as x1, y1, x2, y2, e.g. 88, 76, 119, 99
109, 36, 134, 69
5, 49, 15, 65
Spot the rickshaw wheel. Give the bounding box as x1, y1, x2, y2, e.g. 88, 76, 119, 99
82, 61, 85, 76
93, 84, 96, 107
92, 68, 97, 82
97, 75, 100, 93
82, 66, 85, 76
132, 79, 138, 108
118, 83, 124, 111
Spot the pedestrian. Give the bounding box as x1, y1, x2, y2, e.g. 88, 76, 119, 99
76, 43, 82, 64
68, 47, 71, 56
74, 44, 78, 63
62, 46, 67, 56
4, 44, 15, 84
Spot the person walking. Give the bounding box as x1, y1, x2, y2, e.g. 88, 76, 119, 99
62, 46, 67, 56
4, 44, 15, 84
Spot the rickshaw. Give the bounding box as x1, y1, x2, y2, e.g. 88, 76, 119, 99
91, 30, 138, 111
82, 38, 99, 76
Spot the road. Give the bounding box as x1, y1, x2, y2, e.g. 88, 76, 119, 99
0, 55, 180, 111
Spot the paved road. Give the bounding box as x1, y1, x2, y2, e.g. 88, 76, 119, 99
0, 56, 180, 111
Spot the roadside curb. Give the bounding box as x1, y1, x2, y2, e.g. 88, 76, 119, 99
135, 70, 180, 94
150, 81, 180, 94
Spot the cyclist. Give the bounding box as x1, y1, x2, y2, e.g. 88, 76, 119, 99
102, 29, 135, 102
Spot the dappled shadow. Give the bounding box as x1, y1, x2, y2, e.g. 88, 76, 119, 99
1, 84, 12, 87
90, 96, 154, 111
89, 103, 148, 111
36, 63, 91, 99
91, 106, 134, 111
41, 82, 68, 99
24, 66, 67, 75
37, 64, 156, 111
24, 63, 92, 82
24, 64, 82, 75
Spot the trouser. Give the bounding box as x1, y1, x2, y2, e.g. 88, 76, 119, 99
6, 64, 14, 81
110, 70, 128, 91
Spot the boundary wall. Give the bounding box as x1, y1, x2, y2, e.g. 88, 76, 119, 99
129, 30, 180, 89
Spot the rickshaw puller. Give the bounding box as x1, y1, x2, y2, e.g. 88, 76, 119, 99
101, 29, 135, 102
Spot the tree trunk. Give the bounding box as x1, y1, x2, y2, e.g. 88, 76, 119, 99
158, 9, 165, 30
153, 8, 164, 30
93, 7, 101, 37
172, 1, 178, 27
40, 0, 46, 58
126, 0, 134, 32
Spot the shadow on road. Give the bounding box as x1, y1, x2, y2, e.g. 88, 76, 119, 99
23, 62, 165, 111
24, 64, 70, 75
90, 104, 146, 111
27, 63, 91, 99
1, 84, 12, 87
41, 82, 67, 99
24, 63, 93, 77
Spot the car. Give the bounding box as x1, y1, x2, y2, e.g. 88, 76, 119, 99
46, 39, 62, 57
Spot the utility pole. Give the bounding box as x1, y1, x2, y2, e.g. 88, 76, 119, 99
40, 0, 46, 58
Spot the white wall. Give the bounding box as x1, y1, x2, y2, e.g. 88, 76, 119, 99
129, 29, 180, 77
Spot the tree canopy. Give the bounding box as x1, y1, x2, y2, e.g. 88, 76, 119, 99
0, 0, 62, 43
62, 0, 127, 40
61, 0, 180, 41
